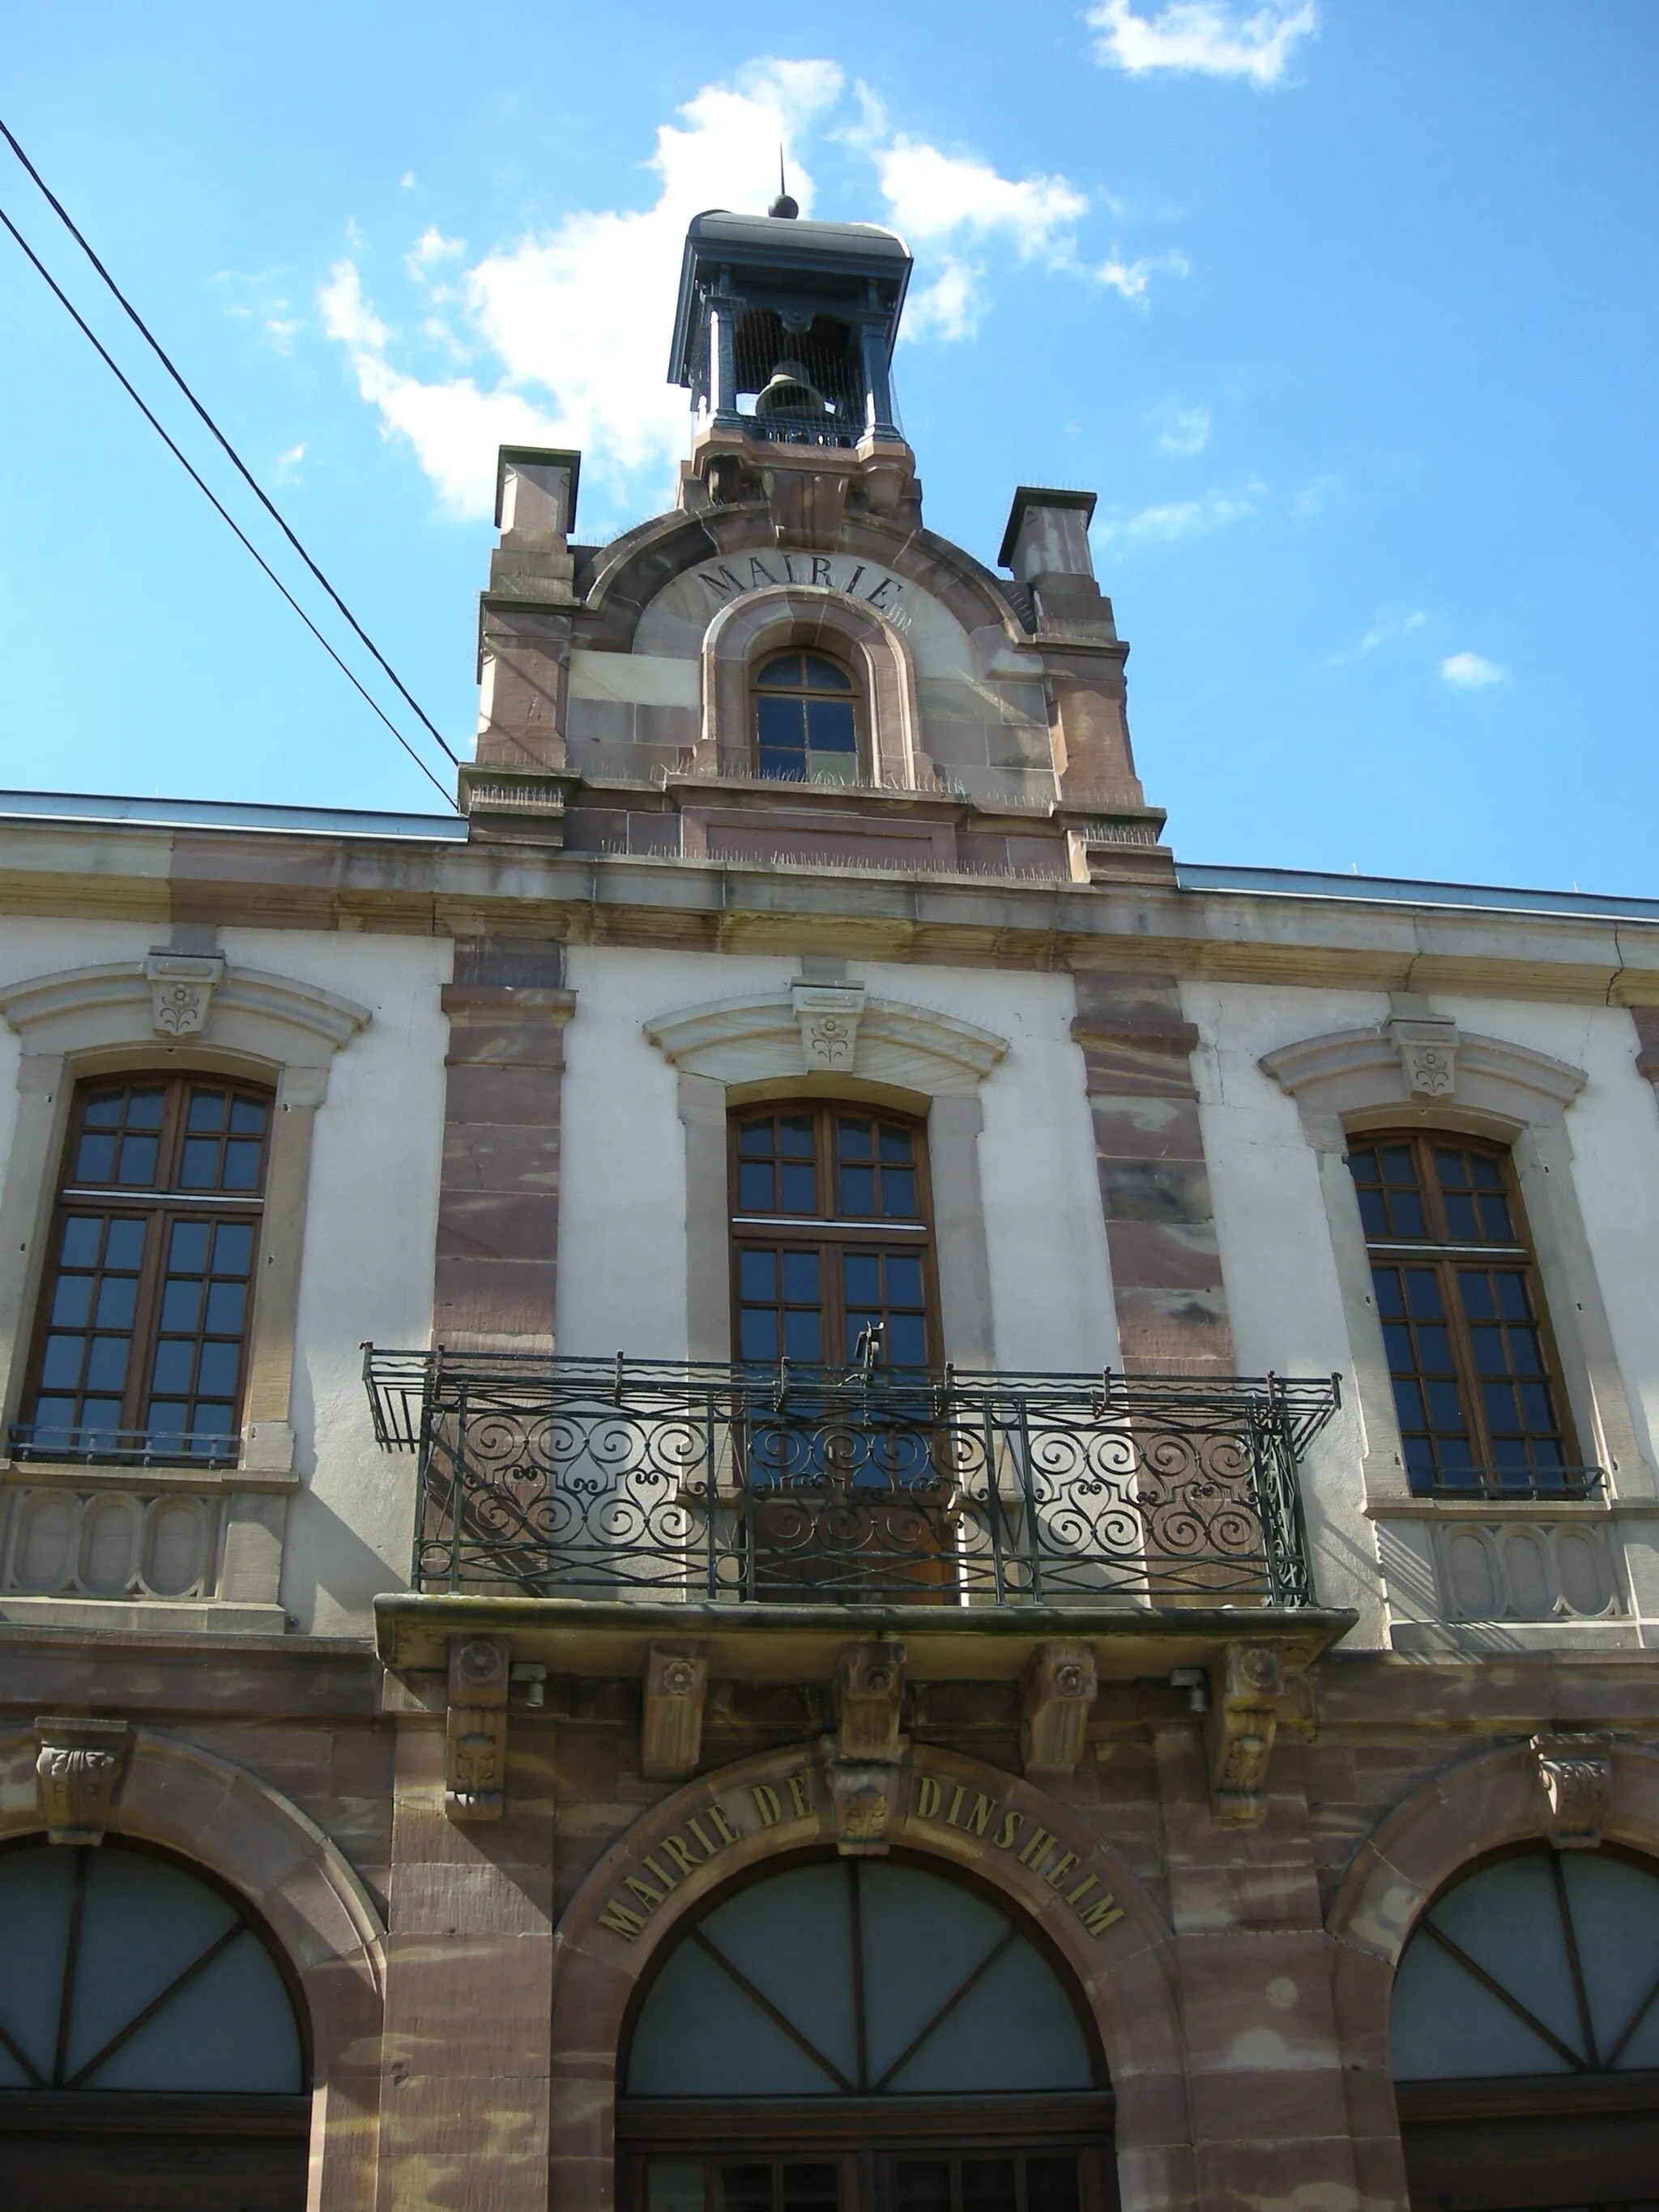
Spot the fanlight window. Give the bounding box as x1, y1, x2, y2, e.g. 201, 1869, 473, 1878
1392, 1846, 1659, 2081
626, 1859, 1093, 2098
0, 1837, 303, 2093
753, 653, 860, 785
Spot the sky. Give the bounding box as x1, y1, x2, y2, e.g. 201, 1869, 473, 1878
2, 2, 1657, 890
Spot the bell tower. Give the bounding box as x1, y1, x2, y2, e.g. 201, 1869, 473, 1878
668, 198, 919, 531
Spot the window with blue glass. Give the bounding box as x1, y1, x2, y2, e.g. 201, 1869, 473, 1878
752, 651, 861, 783
1346, 1134, 1580, 1494
17, 1076, 271, 1464
730, 1106, 934, 1369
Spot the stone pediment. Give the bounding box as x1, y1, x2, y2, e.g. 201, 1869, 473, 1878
645, 984, 1009, 1094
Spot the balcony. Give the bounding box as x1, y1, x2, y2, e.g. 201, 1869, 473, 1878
363, 1352, 1339, 1612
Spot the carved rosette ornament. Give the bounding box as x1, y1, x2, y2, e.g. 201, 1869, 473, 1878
1020, 1641, 1098, 1779
1533, 1732, 1612, 1849
1203, 1643, 1286, 1827
445, 1636, 510, 1822
143, 951, 225, 1038
35, 1716, 131, 1845
791, 982, 865, 1073
1388, 1012, 1459, 1100
641, 1642, 709, 1781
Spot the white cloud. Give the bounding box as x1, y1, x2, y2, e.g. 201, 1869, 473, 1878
1322, 606, 1425, 668
318, 58, 1183, 514
1149, 399, 1210, 455
400, 172, 417, 190
273, 441, 305, 483
1292, 471, 1339, 518
1094, 481, 1261, 548
1440, 651, 1509, 690
406, 228, 465, 283
1090, 1, 1317, 86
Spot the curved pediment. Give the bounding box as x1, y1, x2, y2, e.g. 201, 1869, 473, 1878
645, 982, 1009, 1096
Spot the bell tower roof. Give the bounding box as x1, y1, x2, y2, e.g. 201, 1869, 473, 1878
667, 210, 912, 390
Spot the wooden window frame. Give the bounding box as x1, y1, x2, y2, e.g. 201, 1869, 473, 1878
749, 649, 868, 786
1347, 1130, 1584, 1494
728, 1103, 940, 1371
15, 1073, 273, 1468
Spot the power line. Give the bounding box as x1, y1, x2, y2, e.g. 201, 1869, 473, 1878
0, 194, 458, 811
1, 117, 461, 772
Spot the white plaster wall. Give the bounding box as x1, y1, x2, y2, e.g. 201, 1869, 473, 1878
558, 950, 1119, 1375
1182, 980, 1397, 1641
215, 927, 451, 1636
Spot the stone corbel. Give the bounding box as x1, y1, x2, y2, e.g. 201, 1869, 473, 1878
445, 1637, 510, 1822
827, 1641, 906, 1855
143, 951, 224, 1038
1388, 1008, 1459, 1099
641, 1642, 708, 1781
36, 1716, 130, 1844
1020, 1641, 1098, 1779
1203, 1643, 1286, 1826
792, 982, 865, 1073
1533, 1732, 1612, 1848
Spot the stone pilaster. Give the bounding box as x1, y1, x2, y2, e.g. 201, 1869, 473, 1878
435, 937, 574, 1351
1070, 974, 1233, 1375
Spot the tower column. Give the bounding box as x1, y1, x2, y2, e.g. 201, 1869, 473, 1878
859, 317, 898, 440
706, 288, 740, 428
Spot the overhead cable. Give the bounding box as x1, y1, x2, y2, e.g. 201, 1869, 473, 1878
0, 194, 458, 810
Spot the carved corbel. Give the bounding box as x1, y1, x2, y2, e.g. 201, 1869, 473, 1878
143, 951, 224, 1038
1388, 1010, 1459, 1100
835, 1641, 906, 1762
792, 982, 865, 1073
36, 1716, 130, 1844
1020, 1641, 1098, 1779
641, 1643, 708, 1781
1203, 1643, 1286, 1826
1533, 1732, 1612, 1848
446, 1637, 510, 1822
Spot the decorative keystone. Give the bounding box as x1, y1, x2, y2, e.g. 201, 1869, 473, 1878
1533, 1733, 1612, 1849
36, 1717, 130, 1845
143, 952, 224, 1038
792, 982, 865, 1073
641, 1643, 708, 1781
1389, 1011, 1459, 1100
446, 1636, 510, 1822
1020, 1642, 1098, 1779
825, 1760, 902, 1856
835, 1640, 906, 1764
1204, 1643, 1286, 1826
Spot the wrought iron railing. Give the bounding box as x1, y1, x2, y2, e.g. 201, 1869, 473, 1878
363, 1350, 1339, 1609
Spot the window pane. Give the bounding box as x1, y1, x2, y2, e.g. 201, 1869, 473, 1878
1388, 1188, 1427, 1238
887, 1314, 926, 1365
877, 1123, 912, 1162
1372, 1267, 1405, 1318
756, 654, 803, 688
86, 1336, 130, 1392
211, 1221, 254, 1276
1443, 1191, 1478, 1239
843, 1253, 881, 1306
75, 1132, 116, 1183
781, 1251, 821, 1302
838, 1119, 872, 1160
779, 1163, 817, 1214
151, 1341, 194, 1396
61, 1216, 103, 1268
186, 1091, 227, 1133
801, 654, 852, 691
739, 1251, 777, 1300
739, 1161, 774, 1211
783, 1309, 822, 1361
196, 1342, 241, 1398
839, 1164, 876, 1214
886, 1254, 924, 1306
1356, 1187, 1388, 1235
961, 2164, 1017, 2212
1026, 2160, 1080, 2212
93, 1277, 138, 1330
737, 1122, 774, 1158
104, 1219, 146, 1271
159, 1279, 203, 1332
223, 1140, 262, 1190
1478, 1191, 1514, 1239
168, 1221, 210, 1274
83, 1093, 122, 1130
778, 1118, 815, 1158
51, 1276, 93, 1328
1404, 1269, 1443, 1319
1381, 1146, 1417, 1184
1460, 1272, 1495, 1322
880, 1166, 918, 1217
1495, 1272, 1530, 1320
204, 1281, 246, 1334
125, 1090, 164, 1132
740, 1310, 778, 1360
41, 1336, 85, 1390
117, 1135, 158, 1185
806, 699, 857, 755
895, 2165, 951, 2212
228, 1097, 267, 1136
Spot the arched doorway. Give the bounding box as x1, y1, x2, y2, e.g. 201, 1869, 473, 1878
616, 1854, 1119, 2212
1390, 1842, 1659, 2212
0, 1834, 308, 2210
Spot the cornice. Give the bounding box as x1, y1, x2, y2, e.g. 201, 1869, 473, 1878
0, 825, 1657, 1004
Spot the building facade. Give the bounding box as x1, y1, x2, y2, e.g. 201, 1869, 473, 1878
2, 203, 1657, 2212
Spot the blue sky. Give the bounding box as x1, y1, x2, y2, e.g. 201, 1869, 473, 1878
2, 3, 1656, 889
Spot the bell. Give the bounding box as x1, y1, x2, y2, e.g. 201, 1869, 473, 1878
753, 359, 827, 418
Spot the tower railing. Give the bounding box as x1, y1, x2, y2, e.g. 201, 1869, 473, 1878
362, 1350, 1339, 1609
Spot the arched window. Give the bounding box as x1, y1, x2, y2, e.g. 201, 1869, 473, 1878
731, 1104, 935, 1370
0, 1835, 307, 2206
15, 1072, 272, 1465
753, 652, 861, 784
1391, 1844, 1659, 2211
619, 1857, 1115, 2212
1346, 1132, 1582, 1495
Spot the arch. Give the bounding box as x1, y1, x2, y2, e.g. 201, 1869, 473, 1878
1259, 1014, 1653, 1519
0, 957, 370, 1490
702, 586, 923, 786
0, 1723, 384, 2210
547, 1744, 1190, 2212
